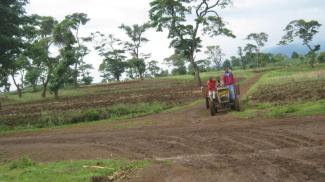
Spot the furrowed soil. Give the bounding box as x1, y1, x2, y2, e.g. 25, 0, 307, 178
0, 80, 201, 126
1, 74, 325, 182
252, 80, 325, 103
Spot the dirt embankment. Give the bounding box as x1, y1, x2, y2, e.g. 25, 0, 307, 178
252, 80, 325, 103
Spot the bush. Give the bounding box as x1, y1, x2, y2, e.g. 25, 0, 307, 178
318, 52, 325, 63
83, 109, 101, 121
9, 155, 35, 169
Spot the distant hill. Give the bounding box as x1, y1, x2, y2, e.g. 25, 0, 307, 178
264, 41, 325, 57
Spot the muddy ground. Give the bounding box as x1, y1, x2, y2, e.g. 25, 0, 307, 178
0, 75, 325, 182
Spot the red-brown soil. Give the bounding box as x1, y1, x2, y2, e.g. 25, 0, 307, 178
0, 75, 325, 182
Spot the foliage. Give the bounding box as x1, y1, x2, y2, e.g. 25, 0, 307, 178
165, 54, 187, 75
119, 23, 151, 80
318, 52, 325, 63
245, 32, 269, 68
147, 60, 161, 77
0, 0, 28, 77
50, 13, 89, 97
149, 0, 235, 86
205, 45, 224, 70
279, 19, 322, 67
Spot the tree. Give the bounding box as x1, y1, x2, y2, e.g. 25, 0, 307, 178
119, 23, 151, 80
223, 59, 231, 69
230, 56, 241, 67
0, 0, 29, 98
79, 63, 93, 85
243, 43, 258, 68
238, 46, 247, 70
50, 16, 79, 98
0, 0, 28, 78
205, 45, 224, 70
279, 19, 322, 68
65, 13, 90, 87
147, 60, 160, 77
196, 59, 211, 72
26, 15, 58, 97
149, 0, 235, 86
291, 51, 300, 59
318, 52, 325, 63
92, 32, 127, 82
246, 32, 268, 68
165, 54, 187, 75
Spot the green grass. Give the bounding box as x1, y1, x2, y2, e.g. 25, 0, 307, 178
246, 64, 325, 95
236, 63, 325, 119
0, 155, 150, 182
0, 102, 170, 133
234, 99, 325, 119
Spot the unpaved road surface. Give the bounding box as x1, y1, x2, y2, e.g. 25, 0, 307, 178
1, 75, 325, 182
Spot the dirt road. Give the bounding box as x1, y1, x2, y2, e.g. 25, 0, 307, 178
0, 75, 325, 182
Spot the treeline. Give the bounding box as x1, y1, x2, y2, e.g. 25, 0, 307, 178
0, 0, 323, 99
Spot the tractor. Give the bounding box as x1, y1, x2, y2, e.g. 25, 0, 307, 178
202, 83, 240, 116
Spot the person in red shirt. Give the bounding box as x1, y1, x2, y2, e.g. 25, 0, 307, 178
207, 76, 217, 100
220, 66, 236, 101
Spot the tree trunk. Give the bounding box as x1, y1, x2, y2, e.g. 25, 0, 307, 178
74, 63, 78, 88
256, 51, 260, 68
11, 74, 22, 98
42, 75, 50, 98
54, 89, 59, 99
189, 54, 202, 87
139, 72, 144, 80
32, 84, 37, 92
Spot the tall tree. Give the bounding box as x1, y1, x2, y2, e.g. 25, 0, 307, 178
65, 13, 90, 87
119, 23, 151, 80
238, 46, 247, 70
50, 16, 78, 98
279, 19, 321, 68
165, 54, 187, 75
0, 0, 28, 98
26, 15, 58, 97
205, 45, 224, 70
92, 32, 127, 82
246, 32, 268, 68
149, 0, 235, 86
147, 60, 160, 77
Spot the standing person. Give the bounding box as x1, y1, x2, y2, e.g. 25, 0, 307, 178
207, 76, 216, 100
221, 66, 236, 101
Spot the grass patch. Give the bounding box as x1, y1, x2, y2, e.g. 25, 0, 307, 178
234, 99, 325, 119
0, 156, 149, 182
238, 64, 325, 119
0, 102, 170, 133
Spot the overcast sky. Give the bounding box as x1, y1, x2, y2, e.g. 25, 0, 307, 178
26, 0, 325, 82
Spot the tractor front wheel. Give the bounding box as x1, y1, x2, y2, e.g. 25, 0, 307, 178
206, 97, 209, 109
210, 99, 217, 116
234, 97, 240, 111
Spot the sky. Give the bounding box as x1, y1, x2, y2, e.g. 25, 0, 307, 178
26, 0, 325, 82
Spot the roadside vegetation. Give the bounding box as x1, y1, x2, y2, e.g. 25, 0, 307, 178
0, 155, 149, 182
